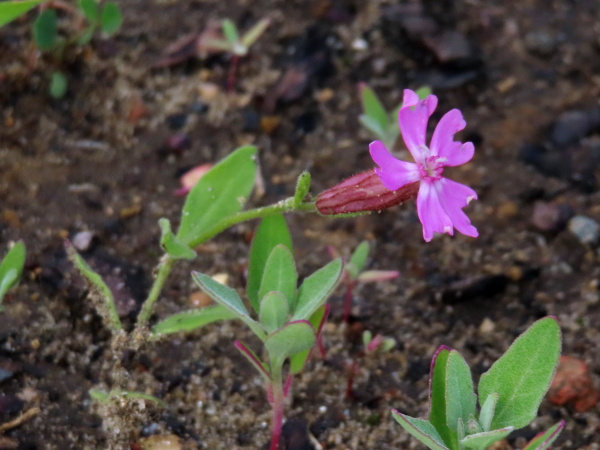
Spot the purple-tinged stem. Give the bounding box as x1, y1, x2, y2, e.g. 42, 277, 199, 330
269, 363, 285, 450
343, 281, 357, 323
227, 54, 240, 93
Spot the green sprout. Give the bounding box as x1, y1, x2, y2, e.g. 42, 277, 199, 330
0, 241, 26, 311
359, 84, 431, 150
204, 17, 270, 91
393, 317, 564, 449
32, 0, 122, 97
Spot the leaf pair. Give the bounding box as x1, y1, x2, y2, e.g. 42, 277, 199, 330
393, 317, 563, 449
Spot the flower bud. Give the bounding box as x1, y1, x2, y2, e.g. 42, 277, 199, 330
315, 169, 419, 215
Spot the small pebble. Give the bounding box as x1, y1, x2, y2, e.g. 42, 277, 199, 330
479, 317, 496, 334
166, 113, 188, 131
138, 434, 182, 450
568, 215, 600, 245
72, 231, 95, 251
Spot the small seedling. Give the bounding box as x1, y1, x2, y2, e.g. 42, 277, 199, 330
32, 0, 122, 97
330, 240, 399, 322
392, 317, 564, 449
190, 215, 342, 450
346, 330, 395, 399
0, 241, 26, 311
359, 84, 431, 150
204, 17, 270, 91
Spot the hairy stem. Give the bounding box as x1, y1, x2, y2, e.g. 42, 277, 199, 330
269, 363, 285, 450
135, 254, 174, 330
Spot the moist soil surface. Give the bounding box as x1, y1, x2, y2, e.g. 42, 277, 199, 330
1, 1, 599, 449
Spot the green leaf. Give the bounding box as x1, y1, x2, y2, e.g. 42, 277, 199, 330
159, 218, 196, 260
247, 214, 292, 311
66, 244, 122, 331
289, 304, 327, 374
360, 85, 389, 137
100, 1, 121, 35
415, 86, 432, 101
235, 340, 270, 380
33, 8, 57, 50
523, 421, 565, 450
191, 271, 265, 340
478, 317, 561, 430
77, 25, 95, 45
259, 291, 289, 334
265, 320, 315, 365
293, 171, 311, 207
222, 19, 238, 44
445, 351, 476, 434
240, 17, 270, 48
347, 240, 369, 278
151, 305, 237, 335
176, 146, 257, 247
391, 411, 449, 450
292, 258, 342, 320
49, 71, 67, 98
359, 115, 386, 142
0, 241, 26, 307
258, 245, 297, 308
478, 393, 498, 432
0, 0, 46, 28
429, 347, 456, 448
79, 0, 99, 23
460, 427, 514, 450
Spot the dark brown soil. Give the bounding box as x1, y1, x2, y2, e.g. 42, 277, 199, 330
1, 1, 599, 449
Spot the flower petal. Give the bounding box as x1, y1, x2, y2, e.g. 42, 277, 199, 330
398, 90, 438, 162
436, 177, 478, 238
430, 109, 474, 166
370, 140, 421, 190
416, 179, 454, 242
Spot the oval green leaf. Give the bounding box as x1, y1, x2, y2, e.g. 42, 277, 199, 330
259, 291, 289, 334
478, 317, 561, 430
265, 320, 315, 365
176, 146, 257, 247
292, 258, 342, 320
151, 305, 237, 335
258, 245, 297, 308
100, 1, 122, 35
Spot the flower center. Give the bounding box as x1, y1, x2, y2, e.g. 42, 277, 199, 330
419, 153, 445, 180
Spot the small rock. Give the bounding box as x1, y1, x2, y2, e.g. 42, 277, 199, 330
568, 215, 600, 245
524, 31, 560, 57
550, 108, 600, 148
165, 133, 191, 155
189, 290, 213, 309
166, 113, 188, 131
530, 201, 573, 232
479, 317, 495, 334
72, 231, 96, 252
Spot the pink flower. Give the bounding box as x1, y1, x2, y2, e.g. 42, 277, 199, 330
369, 89, 478, 242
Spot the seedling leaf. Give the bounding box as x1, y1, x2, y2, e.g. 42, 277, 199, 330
478, 317, 561, 430
0, 0, 46, 27
79, 0, 99, 23
445, 350, 476, 434
158, 218, 196, 260
259, 291, 289, 334
66, 243, 122, 331
247, 214, 292, 311
265, 320, 315, 366
235, 340, 270, 380
391, 411, 449, 450
240, 17, 270, 48
523, 421, 565, 450
33, 9, 57, 51
478, 393, 498, 432
0, 241, 26, 307
100, 2, 122, 35
191, 272, 248, 318
360, 85, 389, 137
429, 347, 455, 446
293, 171, 311, 206
151, 305, 237, 335
258, 245, 297, 308
49, 71, 67, 98
347, 240, 369, 278
222, 19, 239, 44
289, 304, 327, 374
176, 146, 257, 246
460, 427, 514, 449
292, 258, 342, 320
